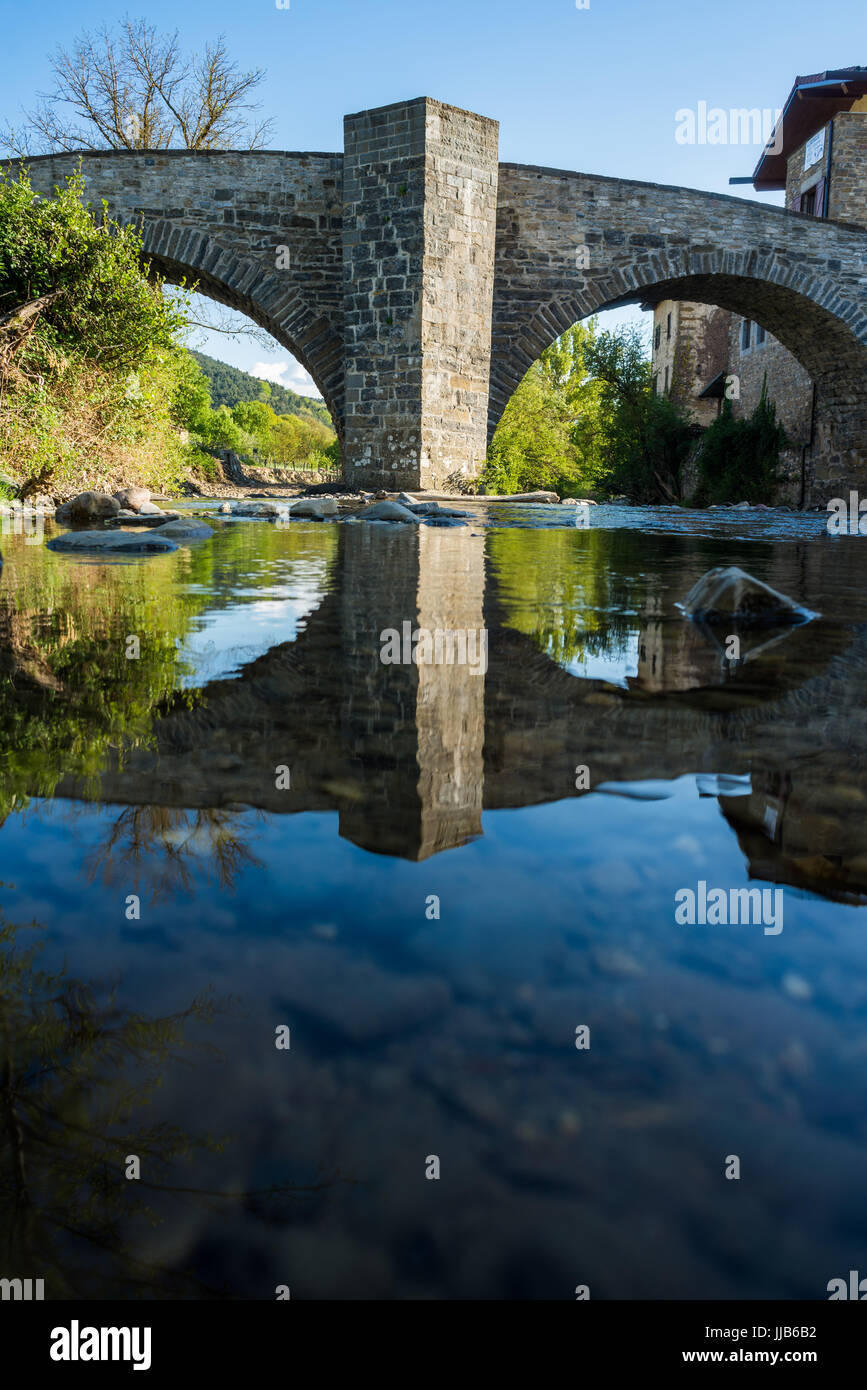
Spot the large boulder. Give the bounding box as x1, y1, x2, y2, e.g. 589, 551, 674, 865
47, 530, 178, 554
355, 500, 421, 524
113, 486, 151, 512
681, 566, 809, 628
55, 491, 120, 525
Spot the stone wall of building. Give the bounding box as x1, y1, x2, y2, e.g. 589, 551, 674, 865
652, 299, 729, 426
827, 109, 867, 223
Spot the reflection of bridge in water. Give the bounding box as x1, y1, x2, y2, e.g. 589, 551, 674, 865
42, 522, 867, 904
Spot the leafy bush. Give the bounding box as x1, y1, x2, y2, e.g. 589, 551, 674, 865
0, 167, 195, 494
583, 327, 695, 503
691, 387, 787, 504
483, 323, 606, 496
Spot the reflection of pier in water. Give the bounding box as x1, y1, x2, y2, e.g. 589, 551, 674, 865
43, 523, 867, 899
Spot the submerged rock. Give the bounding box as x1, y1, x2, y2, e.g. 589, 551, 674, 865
680, 566, 808, 628
47, 529, 178, 554
406, 501, 466, 518
290, 497, 338, 518
355, 500, 421, 523
106, 510, 181, 527
497, 490, 560, 503
113, 486, 151, 512
55, 491, 120, 525
232, 501, 281, 518
155, 518, 213, 540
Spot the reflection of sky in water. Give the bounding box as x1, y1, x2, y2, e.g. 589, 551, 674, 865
3, 781, 867, 1297
4, 509, 867, 1298
562, 627, 640, 685
176, 559, 330, 684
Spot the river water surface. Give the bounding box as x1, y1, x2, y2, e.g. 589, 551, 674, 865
2, 501, 867, 1299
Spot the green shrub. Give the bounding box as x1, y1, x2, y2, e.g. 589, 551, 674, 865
692, 386, 787, 504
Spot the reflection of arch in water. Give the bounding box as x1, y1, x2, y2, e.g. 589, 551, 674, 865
22, 524, 864, 901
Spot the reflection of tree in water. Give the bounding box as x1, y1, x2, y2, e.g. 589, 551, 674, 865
489, 528, 654, 670
84, 805, 265, 904
0, 912, 353, 1299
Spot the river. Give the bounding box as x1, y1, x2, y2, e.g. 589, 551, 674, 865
1, 500, 866, 1299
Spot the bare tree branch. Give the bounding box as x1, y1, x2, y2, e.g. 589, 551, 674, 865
1, 19, 273, 155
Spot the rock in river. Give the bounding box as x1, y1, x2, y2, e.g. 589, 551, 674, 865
290, 497, 338, 518
155, 518, 213, 541
355, 500, 421, 523
47, 529, 178, 554
55, 491, 120, 525
107, 510, 181, 527
113, 486, 151, 512
680, 566, 809, 628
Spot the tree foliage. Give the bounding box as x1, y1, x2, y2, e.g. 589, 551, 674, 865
484, 322, 606, 496
692, 387, 787, 504
191, 350, 332, 428
0, 168, 193, 492
582, 325, 696, 503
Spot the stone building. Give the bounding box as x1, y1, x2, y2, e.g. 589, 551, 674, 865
650, 300, 730, 426
653, 66, 867, 500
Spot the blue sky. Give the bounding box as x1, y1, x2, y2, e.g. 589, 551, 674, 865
5, 0, 865, 393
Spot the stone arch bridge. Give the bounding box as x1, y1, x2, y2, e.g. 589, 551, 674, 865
15, 96, 867, 500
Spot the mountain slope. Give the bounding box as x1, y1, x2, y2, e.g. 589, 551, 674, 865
192, 351, 333, 428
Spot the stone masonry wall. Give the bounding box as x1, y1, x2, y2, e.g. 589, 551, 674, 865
13, 117, 867, 503
827, 111, 867, 224
342, 99, 498, 490
418, 104, 499, 489
342, 100, 428, 488
492, 164, 867, 503
652, 299, 729, 426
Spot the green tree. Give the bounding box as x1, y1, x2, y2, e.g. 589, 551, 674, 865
584, 326, 695, 503
484, 320, 605, 496
692, 385, 787, 504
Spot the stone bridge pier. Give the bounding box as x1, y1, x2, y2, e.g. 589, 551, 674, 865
15, 97, 867, 501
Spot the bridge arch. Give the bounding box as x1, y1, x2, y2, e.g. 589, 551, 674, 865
139, 220, 345, 436
17, 149, 347, 440
490, 165, 867, 491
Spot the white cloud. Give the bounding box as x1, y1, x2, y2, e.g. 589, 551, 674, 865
252, 360, 320, 397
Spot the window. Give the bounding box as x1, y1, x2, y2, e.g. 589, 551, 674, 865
755, 324, 766, 346
801, 187, 816, 216
741, 319, 752, 351
664, 365, 669, 394
666, 312, 672, 341
654, 323, 661, 350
